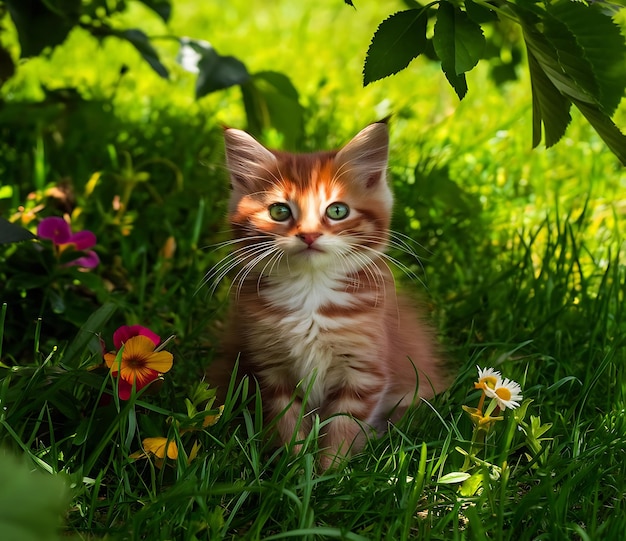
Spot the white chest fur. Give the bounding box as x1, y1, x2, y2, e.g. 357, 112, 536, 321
259, 267, 359, 401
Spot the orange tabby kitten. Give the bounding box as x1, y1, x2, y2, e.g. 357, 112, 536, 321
208, 121, 449, 469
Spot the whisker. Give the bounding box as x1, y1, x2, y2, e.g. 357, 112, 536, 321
199, 240, 278, 296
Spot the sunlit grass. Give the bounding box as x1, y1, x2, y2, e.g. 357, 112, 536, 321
0, 0, 625, 539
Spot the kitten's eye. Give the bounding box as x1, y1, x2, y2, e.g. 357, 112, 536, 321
326, 202, 350, 220
268, 203, 292, 222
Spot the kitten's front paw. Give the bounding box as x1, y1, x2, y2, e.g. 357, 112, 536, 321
319, 449, 346, 471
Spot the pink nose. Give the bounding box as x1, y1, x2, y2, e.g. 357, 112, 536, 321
297, 232, 322, 246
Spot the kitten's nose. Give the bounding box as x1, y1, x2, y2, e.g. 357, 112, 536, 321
297, 232, 322, 246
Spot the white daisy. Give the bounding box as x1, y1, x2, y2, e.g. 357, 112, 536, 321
483, 376, 523, 410
475, 366, 501, 391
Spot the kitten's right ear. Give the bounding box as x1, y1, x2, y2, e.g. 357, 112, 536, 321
224, 128, 277, 190
335, 122, 389, 189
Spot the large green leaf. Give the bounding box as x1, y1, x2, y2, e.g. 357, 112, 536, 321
118, 29, 169, 79
0, 453, 69, 541
241, 71, 304, 150
573, 99, 626, 166
433, 2, 485, 76
432, 2, 484, 100
137, 0, 171, 22
0, 217, 36, 244
180, 40, 251, 98
6, 0, 81, 58
546, 0, 626, 115
526, 47, 572, 148
0, 44, 16, 86
516, 1, 626, 163
363, 8, 429, 86
62, 302, 117, 368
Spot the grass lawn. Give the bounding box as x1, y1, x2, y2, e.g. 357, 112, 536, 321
1, 1, 625, 539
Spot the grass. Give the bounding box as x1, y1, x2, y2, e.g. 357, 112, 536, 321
1, 0, 626, 539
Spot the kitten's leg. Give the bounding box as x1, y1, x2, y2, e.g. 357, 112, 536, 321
263, 385, 309, 454
319, 387, 382, 470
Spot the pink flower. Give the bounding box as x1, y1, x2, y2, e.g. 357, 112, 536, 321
37, 217, 72, 244
37, 216, 99, 268
113, 325, 161, 349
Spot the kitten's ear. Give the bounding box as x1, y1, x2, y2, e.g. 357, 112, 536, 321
335, 122, 389, 188
224, 128, 277, 190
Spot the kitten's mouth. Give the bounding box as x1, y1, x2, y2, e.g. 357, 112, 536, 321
300, 245, 324, 254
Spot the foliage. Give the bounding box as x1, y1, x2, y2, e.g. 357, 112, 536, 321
0, 0, 306, 146
360, 0, 626, 164
0, 0, 625, 539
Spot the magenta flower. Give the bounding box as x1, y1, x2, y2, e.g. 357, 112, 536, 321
37, 216, 99, 268
37, 217, 72, 244
113, 325, 161, 350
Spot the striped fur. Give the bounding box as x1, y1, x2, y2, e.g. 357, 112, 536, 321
207, 122, 449, 469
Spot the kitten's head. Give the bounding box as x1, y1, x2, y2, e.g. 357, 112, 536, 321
224, 122, 392, 273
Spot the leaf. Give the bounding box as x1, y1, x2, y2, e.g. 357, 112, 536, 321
542, 13, 599, 106
118, 29, 169, 79
6, 0, 81, 58
459, 470, 484, 496
189, 41, 250, 98
241, 71, 304, 149
526, 47, 572, 148
62, 302, 117, 368
363, 9, 429, 86
438, 471, 471, 484
465, 0, 498, 24
0, 453, 70, 541
137, 0, 172, 22
573, 98, 626, 166
442, 69, 468, 101
0, 217, 36, 244
516, 2, 626, 162
433, 2, 485, 76
0, 45, 16, 86
546, 0, 626, 116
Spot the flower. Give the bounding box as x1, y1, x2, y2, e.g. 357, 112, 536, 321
113, 325, 160, 350
203, 405, 224, 427
474, 366, 501, 392
483, 376, 523, 410
37, 216, 72, 244
140, 437, 179, 459
37, 216, 99, 268
130, 437, 178, 468
462, 405, 504, 430
105, 335, 173, 399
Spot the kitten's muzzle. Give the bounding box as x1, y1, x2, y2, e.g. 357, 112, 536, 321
297, 232, 323, 247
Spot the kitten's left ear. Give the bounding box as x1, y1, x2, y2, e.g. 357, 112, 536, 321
335, 122, 389, 188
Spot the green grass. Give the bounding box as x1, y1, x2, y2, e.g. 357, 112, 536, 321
1, 0, 625, 539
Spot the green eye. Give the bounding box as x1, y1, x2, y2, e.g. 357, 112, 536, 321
326, 202, 350, 220
269, 203, 292, 222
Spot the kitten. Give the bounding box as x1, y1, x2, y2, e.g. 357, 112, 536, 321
207, 121, 449, 469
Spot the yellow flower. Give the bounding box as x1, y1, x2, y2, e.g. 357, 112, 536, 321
142, 437, 179, 459
203, 405, 224, 427
462, 405, 503, 430
104, 335, 173, 387
130, 437, 178, 468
